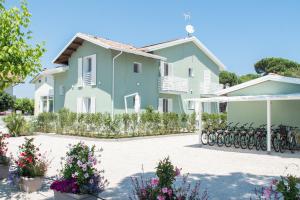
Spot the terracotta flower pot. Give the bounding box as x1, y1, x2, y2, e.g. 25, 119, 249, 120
54, 191, 97, 200
0, 163, 9, 179
19, 176, 44, 193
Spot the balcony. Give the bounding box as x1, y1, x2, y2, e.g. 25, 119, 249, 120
200, 83, 223, 94
84, 72, 92, 85
158, 76, 189, 94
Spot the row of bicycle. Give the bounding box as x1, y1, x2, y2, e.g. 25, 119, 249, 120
201, 122, 299, 153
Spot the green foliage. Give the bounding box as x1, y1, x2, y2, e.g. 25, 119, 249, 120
33, 109, 197, 138
219, 71, 239, 88
14, 98, 34, 115
202, 112, 227, 130
15, 137, 48, 177
0, 91, 14, 112
155, 157, 176, 188
254, 57, 300, 77
276, 175, 300, 200
3, 113, 26, 136
0, 0, 45, 90
238, 73, 260, 83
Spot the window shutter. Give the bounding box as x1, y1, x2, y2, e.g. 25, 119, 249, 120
169, 63, 174, 77
159, 61, 164, 77
91, 97, 96, 113
168, 99, 173, 112
158, 98, 163, 113
77, 97, 82, 113
78, 58, 83, 87
91, 54, 96, 85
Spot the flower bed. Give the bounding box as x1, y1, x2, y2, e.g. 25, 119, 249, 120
50, 142, 108, 199
131, 157, 208, 200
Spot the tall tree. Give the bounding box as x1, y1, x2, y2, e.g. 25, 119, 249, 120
219, 71, 239, 88
254, 57, 300, 77
0, 91, 14, 112
0, 0, 45, 91
238, 73, 260, 83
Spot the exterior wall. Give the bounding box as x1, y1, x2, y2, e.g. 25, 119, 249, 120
34, 75, 54, 115
227, 81, 300, 127
154, 41, 221, 114
53, 41, 160, 114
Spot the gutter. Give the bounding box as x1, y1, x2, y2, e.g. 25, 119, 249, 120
112, 51, 123, 119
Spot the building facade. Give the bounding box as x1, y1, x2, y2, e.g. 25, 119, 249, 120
33, 33, 225, 115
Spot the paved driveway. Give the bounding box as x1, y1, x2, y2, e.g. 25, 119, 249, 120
1, 134, 299, 200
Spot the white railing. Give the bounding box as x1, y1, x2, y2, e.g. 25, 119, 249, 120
200, 83, 223, 94
158, 76, 189, 94
84, 72, 92, 85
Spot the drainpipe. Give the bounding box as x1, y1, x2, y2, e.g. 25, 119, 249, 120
112, 51, 123, 120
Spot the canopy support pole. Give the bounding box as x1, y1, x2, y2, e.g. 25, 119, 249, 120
267, 100, 271, 153
196, 101, 203, 146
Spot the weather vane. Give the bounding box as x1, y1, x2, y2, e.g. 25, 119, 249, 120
183, 12, 195, 37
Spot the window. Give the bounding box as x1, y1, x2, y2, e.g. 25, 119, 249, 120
83, 97, 91, 113
133, 62, 142, 73
164, 63, 169, 76
163, 99, 168, 113
40, 96, 53, 113
87, 57, 92, 73
188, 67, 194, 77
188, 101, 195, 110
132, 96, 135, 107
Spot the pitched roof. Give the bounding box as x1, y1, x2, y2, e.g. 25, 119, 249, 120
140, 36, 226, 70
30, 66, 69, 83
53, 33, 166, 65
216, 74, 300, 95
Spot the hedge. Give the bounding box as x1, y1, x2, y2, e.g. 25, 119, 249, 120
34, 108, 196, 138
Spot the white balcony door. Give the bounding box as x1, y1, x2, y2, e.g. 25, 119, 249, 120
158, 98, 173, 113
78, 54, 96, 87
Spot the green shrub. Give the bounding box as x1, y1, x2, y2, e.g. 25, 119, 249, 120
0, 91, 14, 112
3, 113, 26, 137
202, 112, 227, 130
276, 175, 300, 200
36, 112, 57, 133
14, 98, 34, 115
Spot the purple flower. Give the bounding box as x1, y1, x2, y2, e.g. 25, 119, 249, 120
151, 178, 159, 187
263, 188, 271, 199
175, 167, 181, 176
162, 187, 168, 193
168, 189, 173, 196
157, 195, 165, 200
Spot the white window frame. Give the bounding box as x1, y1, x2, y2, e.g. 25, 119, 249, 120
160, 61, 173, 77
188, 67, 194, 77
188, 100, 195, 110
159, 98, 173, 113
133, 62, 142, 73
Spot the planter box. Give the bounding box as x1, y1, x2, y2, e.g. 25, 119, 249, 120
19, 176, 44, 193
54, 191, 97, 200
0, 164, 9, 179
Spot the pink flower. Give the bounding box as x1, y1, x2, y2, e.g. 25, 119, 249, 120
271, 179, 278, 185
263, 188, 271, 199
162, 187, 168, 193
151, 178, 159, 187
157, 195, 165, 200
175, 167, 181, 176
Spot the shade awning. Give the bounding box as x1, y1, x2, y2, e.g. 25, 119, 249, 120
186, 93, 300, 103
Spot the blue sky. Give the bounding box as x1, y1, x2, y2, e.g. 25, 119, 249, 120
9, 0, 300, 98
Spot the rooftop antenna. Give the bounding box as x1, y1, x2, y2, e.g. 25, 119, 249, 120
183, 12, 195, 37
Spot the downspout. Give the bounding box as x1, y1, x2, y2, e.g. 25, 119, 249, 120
112, 51, 123, 120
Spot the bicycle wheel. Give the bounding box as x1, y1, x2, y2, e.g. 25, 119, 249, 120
247, 134, 255, 150
289, 135, 296, 153
201, 132, 209, 145
217, 134, 224, 147
224, 134, 232, 147
279, 137, 286, 153
260, 135, 267, 151
255, 136, 261, 151
240, 135, 248, 149
272, 136, 280, 152
233, 134, 240, 148
208, 132, 216, 146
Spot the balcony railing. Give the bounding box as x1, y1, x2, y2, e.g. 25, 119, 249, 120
200, 83, 223, 94
158, 76, 189, 94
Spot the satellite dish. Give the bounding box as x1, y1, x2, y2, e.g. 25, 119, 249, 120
185, 24, 195, 36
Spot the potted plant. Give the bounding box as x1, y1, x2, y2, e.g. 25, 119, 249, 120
50, 142, 108, 200
0, 133, 10, 179
131, 157, 208, 200
12, 137, 48, 192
